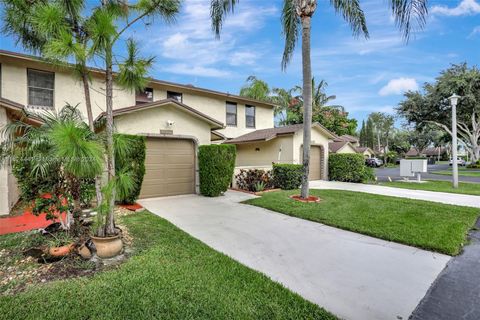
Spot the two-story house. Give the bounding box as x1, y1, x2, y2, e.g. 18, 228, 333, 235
0, 50, 276, 213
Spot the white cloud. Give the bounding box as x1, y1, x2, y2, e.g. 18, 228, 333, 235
144, 0, 277, 78
379, 77, 418, 96
468, 26, 480, 38
431, 0, 480, 16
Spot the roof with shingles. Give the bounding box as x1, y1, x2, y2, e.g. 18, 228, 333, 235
225, 123, 336, 144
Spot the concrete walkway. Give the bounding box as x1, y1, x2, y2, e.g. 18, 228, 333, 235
139, 191, 450, 320
310, 180, 480, 208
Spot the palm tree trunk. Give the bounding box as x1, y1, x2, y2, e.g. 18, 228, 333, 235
81, 71, 103, 207
105, 45, 116, 236
300, 14, 312, 199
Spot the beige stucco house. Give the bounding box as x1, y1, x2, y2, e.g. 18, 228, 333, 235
329, 141, 358, 154
356, 147, 375, 159
0, 50, 277, 214
330, 134, 375, 158
226, 123, 336, 181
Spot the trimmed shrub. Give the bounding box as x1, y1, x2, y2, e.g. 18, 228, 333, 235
467, 160, 480, 169
329, 153, 374, 183
235, 169, 273, 192
199, 144, 236, 197
114, 134, 146, 204
272, 164, 303, 190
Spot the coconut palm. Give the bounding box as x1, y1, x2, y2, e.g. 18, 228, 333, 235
211, 0, 428, 198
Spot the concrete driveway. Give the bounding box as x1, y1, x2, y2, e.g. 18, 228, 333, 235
139, 191, 450, 320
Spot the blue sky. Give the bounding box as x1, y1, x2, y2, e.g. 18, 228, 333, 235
1, 0, 479, 126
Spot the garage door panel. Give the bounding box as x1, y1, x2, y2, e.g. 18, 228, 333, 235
139, 138, 195, 199
301, 145, 324, 181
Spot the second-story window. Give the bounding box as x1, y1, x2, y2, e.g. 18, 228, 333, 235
245, 105, 255, 128
167, 91, 183, 103
226, 102, 237, 126
27, 69, 54, 109
136, 87, 153, 104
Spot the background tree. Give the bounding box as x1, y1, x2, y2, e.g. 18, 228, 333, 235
365, 118, 375, 149
389, 129, 411, 155
212, 0, 428, 198
397, 63, 480, 162
239, 76, 272, 101
368, 112, 395, 162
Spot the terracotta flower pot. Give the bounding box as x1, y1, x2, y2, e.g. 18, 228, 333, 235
91, 235, 123, 258
49, 243, 74, 257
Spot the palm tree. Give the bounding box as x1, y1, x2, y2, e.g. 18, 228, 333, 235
211, 0, 428, 199
240, 76, 272, 101
87, 1, 179, 235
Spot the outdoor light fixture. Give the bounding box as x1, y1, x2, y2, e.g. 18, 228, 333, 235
448, 93, 461, 189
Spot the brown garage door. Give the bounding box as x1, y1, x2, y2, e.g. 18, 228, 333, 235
139, 138, 195, 198
301, 145, 324, 180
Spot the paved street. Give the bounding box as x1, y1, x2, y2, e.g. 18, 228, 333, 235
374, 163, 480, 183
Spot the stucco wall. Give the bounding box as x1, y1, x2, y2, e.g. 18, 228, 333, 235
336, 144, 358, 154
234, 136, 294, 167
293, 128, 331, 180
0, 108, 19, 215
0, 56, 135, 119
152, 88, 273, 139
113, 104, 212, 146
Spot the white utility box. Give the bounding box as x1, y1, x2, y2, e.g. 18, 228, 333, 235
400, 159, 428, 181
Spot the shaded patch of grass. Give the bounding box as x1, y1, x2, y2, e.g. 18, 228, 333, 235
0, 212, 336, 320
244, 189, 479, 256
380, 180, 480, 196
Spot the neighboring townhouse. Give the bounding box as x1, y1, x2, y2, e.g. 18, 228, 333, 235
226, 123, 336, 181
355, 147, 375, 159
405, 147, 447, 160
328, 141, 358, 154
0, 50, 276, 213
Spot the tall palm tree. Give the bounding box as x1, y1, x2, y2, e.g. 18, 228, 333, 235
211, 0, 428, 198
88, 0, 179, 235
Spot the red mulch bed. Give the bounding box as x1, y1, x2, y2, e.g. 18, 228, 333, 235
119, 203, 143, 211
289, 195, 321, 203
0, 211, 66, 236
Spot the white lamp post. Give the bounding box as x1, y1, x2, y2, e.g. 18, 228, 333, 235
448, 93, 460, 189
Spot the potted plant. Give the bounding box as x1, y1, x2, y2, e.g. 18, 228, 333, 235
91, 137, 136, 259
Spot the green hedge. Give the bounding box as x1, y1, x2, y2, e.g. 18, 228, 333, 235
329, 153, 374, 183
272, 164, 303, 190
115, 134, 146, 204
199, 144, 236, 197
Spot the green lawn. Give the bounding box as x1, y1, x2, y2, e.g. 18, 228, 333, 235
380, 180, 480, 196
0, 211, 335, 320
245, 190, 479, 255
431, 168, 480, 177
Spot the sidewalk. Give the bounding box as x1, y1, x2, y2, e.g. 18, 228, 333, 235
309, 180, 480, 208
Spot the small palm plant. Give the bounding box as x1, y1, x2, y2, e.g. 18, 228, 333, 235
0, 105, 103, 232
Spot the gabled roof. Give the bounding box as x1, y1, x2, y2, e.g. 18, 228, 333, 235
406, 147, 446, 157
329, 141, 354, 153
94, 99, 224, 130
0, 49, 276, 109
335, 134, 359, 143
355, 147, 374, 154
224, 123, 336, 144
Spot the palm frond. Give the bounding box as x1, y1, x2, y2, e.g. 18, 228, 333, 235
210, 0, 237, 38
330, 0, 369, 39
116, 38, 154, 92
281, 0, 300, 70
30, 3, 68, 38
389, 0, 428, 41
